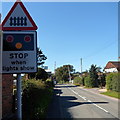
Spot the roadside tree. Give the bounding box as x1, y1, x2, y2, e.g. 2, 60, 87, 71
55, 65, 74, 83
28, 48, 47, 80
89, 64, 101, 87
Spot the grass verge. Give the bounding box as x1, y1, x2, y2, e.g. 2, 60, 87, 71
101, 91, 120, 99
73, 83, 80, 86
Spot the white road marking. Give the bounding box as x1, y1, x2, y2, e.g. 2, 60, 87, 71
68, 87, 109, 113
87, 100, 109, 113
68, 87, 86, 100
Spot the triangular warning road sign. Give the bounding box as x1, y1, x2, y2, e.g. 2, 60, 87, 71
2, 0, 37, 30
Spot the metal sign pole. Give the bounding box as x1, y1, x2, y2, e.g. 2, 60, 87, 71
16, 73, 22, 120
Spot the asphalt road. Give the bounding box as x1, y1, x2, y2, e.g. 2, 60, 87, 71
46, 84, 120, 119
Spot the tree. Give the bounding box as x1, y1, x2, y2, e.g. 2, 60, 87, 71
55, 65, 74, 83
28, 48, 47, 79
89, 64, 101, 87
84, 75, 94, 88
36, 68, 48, 81
37, 48, 47, 66
98, 73, 106, 88
73, 76, 83, 86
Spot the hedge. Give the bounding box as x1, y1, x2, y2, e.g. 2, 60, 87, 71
84, 75, 94, 88
106, 73, 120, 92
73, 76, 83, 86
22, 79, 53, 120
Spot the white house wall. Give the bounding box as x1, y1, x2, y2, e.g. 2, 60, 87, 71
104, 68, 118, 73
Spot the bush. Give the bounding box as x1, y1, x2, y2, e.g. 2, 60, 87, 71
106, 73, 120, 92
84, 75, 94, 88
106, 73, 114, 91
98, 73, 106, 87
45, 79, 54, 88
73, 76, 83, 86
22, 79, 53, 120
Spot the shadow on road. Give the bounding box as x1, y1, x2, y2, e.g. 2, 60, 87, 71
55, 84, 77, 88
46, 85, 109, 119
46, 88, 78, 119
80, 102, 109, 105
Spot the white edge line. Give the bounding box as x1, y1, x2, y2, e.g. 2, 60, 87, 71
68, 87, 109, 113
87, 100, 109, 113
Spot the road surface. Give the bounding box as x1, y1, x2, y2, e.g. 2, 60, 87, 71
47, 84, 119, 119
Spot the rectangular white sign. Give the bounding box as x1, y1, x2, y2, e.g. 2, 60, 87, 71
2, 31, 37, 73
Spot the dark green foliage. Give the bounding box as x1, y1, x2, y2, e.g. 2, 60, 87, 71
106, 73, 114, 91
82, 77, 85, 86
37, 48, 47, 66
89, 64, 101, 87
55, 65, 74, 83
84, 75, 94, 88
29, 68, 48, 81
112, 74, 118, 91
28, 48, 47, 79
101, 74, 106, 86
36, 68, 48, 81
98, 73, 106, 88
22, 79, 53, 120
28, 72, 36, 79
106, 73, 120, 92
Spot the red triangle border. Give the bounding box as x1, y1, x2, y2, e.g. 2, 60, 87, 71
2, 0, 38, 31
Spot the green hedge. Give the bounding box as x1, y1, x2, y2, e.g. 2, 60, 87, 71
22, 79, 53, 120
84, 75, 94, 88
73, 76, 83, 86
106, 73, 120, 92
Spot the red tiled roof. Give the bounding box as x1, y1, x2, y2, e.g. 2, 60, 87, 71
104, 61, 120, 71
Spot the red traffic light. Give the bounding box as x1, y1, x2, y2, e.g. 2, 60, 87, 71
6, 35, 14, 42
24, 35, 31, 42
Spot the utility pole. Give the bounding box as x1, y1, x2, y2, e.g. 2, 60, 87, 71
0, 13, 2, 120
80, 58, 82, 74
53, 61, 56, 84
68, 66, 71, 82
16, 74, 22, 120
54, 61, 56, 74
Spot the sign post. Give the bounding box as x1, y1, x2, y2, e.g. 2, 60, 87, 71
2, 0, 38, 119
2, 31, 37, 73
16, 74, 22, 120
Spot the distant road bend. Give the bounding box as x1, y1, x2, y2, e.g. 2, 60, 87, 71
47, 84, 119, 119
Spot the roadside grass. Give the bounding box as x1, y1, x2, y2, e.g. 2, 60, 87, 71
73, 83, 80, 86
101, 91, 120, 99
84, 86, 94, 89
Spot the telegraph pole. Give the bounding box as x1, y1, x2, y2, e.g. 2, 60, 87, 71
68, 66, 71, 82
80, 58, 82, 74
16, 74, 22, 120
0, 13, 2, 120
53, 61, 57, 84
54, 61, 56, 74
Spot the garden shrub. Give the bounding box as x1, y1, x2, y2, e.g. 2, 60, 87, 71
106, 73, 114, 91
84, 75, 94, 88
73, 76, 83, 86
106, 73, 120, 92
22, 79, 53, 120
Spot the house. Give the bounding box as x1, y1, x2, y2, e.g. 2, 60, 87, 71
104, 61, 120, 73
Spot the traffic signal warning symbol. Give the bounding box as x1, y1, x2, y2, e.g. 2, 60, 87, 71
3, 33, 34, 51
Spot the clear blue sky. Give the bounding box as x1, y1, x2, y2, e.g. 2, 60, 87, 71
2, 2, 118, 72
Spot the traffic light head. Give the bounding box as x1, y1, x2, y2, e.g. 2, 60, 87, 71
3, 33, 34, 51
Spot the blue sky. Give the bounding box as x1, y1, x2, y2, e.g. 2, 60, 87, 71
2, 2, 118, 72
